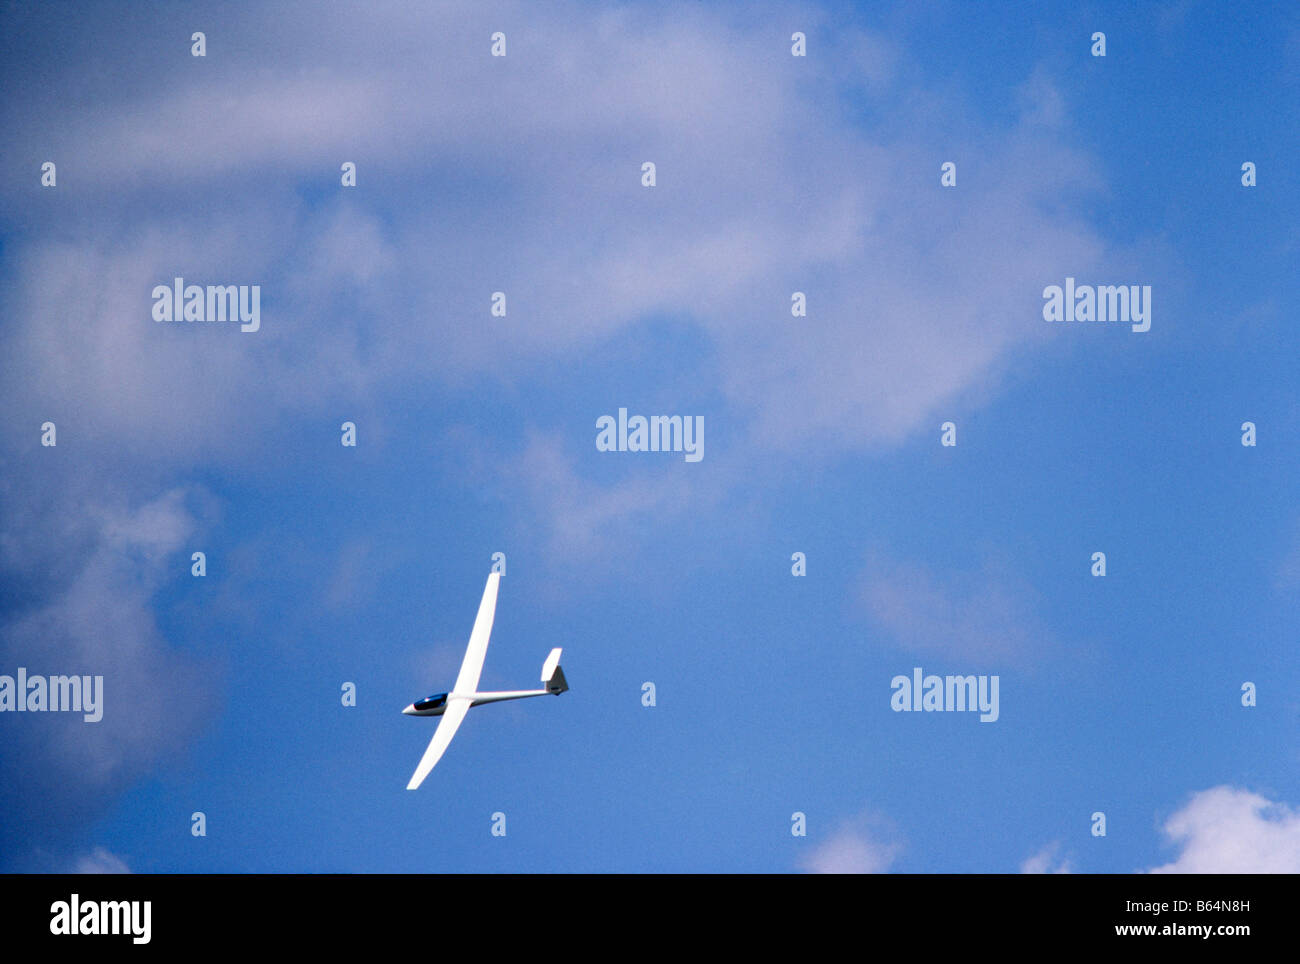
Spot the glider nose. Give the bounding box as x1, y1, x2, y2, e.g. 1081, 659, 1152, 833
402, 703, 417, 715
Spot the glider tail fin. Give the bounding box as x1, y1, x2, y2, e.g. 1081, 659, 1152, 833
541, 647, 568, 694
547, 665, 569, 695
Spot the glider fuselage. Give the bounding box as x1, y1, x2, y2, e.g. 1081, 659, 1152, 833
403, 687, 561, 717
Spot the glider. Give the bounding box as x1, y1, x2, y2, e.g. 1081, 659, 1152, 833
403, 572, 568, 789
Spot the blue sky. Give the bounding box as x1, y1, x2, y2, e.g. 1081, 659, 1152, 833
1, 0, 1298, 873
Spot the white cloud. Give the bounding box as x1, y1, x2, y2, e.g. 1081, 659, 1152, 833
800, 811, 902, 874
0, 485, 213, 861
1147, 786, 1300, 873
1, 1, 1115, 470
1021, 841, 1072, 874
0, 2, 1137, 573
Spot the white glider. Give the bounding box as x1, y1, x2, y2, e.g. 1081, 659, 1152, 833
403, 572, 568, 789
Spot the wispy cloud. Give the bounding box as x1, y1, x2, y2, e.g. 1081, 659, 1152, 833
1020, 841, 1072, 874
504, 434, 705, 561
799, 810, 902, 874
0, 3, 1124, 620
1, 2, 1112, 468
0, 486, 213, 868
73, 847, 131, 874
859, 552, 1055, 663
325, 538, 382, 611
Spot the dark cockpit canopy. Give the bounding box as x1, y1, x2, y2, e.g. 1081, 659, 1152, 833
413, 693, 448, 712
